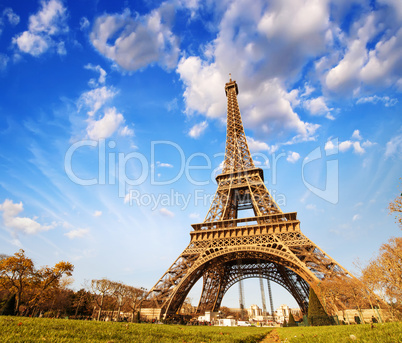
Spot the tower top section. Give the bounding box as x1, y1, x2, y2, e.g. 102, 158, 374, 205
222, 76, 255, 174
225, 74, 239, 96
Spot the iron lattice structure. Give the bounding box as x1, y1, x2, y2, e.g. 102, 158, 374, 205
142, 78, 351, 318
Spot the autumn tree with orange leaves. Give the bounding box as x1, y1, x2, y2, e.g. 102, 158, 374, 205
0, 249, 74, 315
27, 260, 74, 315
0, 250, 34, 314
361, 237, 402, 319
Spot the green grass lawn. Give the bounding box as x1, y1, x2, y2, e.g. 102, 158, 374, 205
276, 322, 402, 343
0, 316, 271, 343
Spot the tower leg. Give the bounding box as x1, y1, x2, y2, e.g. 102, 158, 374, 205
258, 259, 267, 317
196, 268, 222, 313
237, 259, 245, 320
267, 279, 275, 323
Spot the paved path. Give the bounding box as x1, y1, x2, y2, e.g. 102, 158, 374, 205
260, 329, 281, 343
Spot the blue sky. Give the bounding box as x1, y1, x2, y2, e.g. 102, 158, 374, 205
0, 0, 401, 310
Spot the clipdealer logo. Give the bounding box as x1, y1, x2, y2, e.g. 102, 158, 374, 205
302, 138, 339, 204
64, 138, 339, 205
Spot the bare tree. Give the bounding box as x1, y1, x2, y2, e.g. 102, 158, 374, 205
91, 278, 116, 321
124, 285, 145, 322
180, 297, 194, 315
111, 281, 128, 321
388, 180, 402, 229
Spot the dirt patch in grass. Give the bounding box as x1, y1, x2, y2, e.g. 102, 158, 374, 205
260, 328, 281, 343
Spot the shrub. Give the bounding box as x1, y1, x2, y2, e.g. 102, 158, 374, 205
288, 312, 297, 327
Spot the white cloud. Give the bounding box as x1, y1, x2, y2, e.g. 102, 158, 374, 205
324, 8, 402, 95
11, 238, 23, 248
257, 0, 329, 56
325, 14, 376, 93
79, 17, 90, 31
285, 89, 300, 107
28, 0, 68, 35
0, 199, 55, 235
0, 53, 9, 70
189, 212, 200, 219
13, 0, 398, 155
352, 141, 365, 154
338, 140, 353, 152
356, 95, 398, 107
188, 121, 208, 138
339, 140, 365, 154
3, 8, 20, 26
119, 126, 134, 137
304, 96, 331, 116
324, 139, 337, 152
324, 141, 335, 150
247, 137, 270, 153
177, 0, 201, 18
85, 64, 107, 86
327, 133, 374, 156
379, 0, 402, 20
13, 31, 49, 56
64, 228, 89, 239
13, 0, 68, 56
76, 71, 132, 142
300, 189, 312, 204
176, 57, 226, 118
287, 151, 300, 163
87, 107, 124, 140
352, 129, 362, 140
385, 133, 402, 158
176, 0, 328, 143
90, 4, 179, 71
166, 98, 179, 112
159, 207, 174, 217
360, 27, 402, 88
215, 160, 225, 174
57, 41, 66, 55
156, 161, 173, 168
177, 57, 319, 141
306, 204, 317, 210
301, 83, 315, 97
79, 86, 117, 117
352, 214, 360, 221
93, 210, 102, 217
362, 140, 374, 148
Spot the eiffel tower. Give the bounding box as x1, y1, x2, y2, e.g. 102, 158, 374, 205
142, 77, 351, 319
